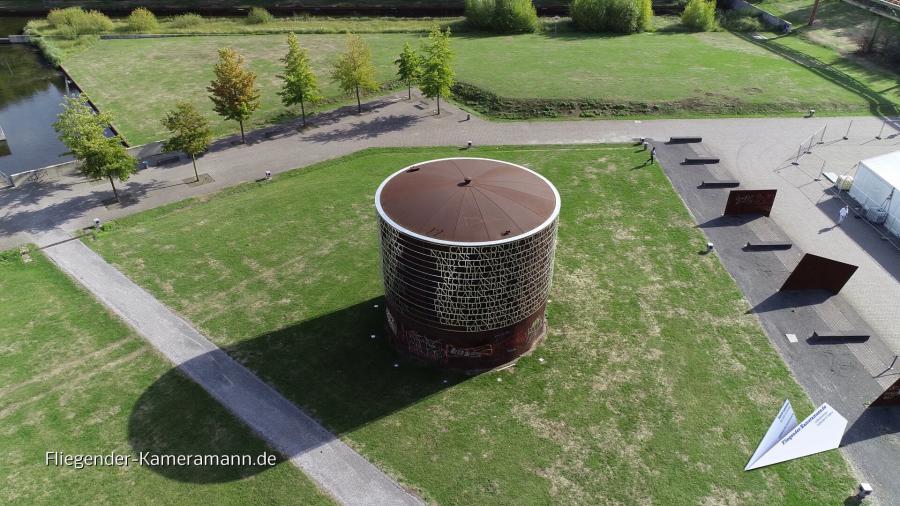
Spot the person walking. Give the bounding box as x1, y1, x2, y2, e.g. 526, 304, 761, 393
838, 205, 849, 225
647, 146, 657, 165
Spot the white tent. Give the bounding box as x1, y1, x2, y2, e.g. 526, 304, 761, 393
850, 151, 900, 238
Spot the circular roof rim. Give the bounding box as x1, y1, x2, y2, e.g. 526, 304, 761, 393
375, 157, 561, 247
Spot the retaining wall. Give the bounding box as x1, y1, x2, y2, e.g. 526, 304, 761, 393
8, 140, 168, 187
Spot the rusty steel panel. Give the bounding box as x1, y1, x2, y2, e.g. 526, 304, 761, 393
872, 378, 900, 407
780, 253, 858, 294
386, 302, 547, 370
723, 189, 778, 217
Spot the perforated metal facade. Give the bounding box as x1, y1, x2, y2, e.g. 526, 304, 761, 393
375, 158, 560, 370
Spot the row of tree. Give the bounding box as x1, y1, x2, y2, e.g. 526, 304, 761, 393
209, 25, 454, 143
53, 27, 455, 203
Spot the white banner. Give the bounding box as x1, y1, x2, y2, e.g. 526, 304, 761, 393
745, 402, 846, 471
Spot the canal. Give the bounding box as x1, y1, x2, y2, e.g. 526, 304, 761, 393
0, 17, 74, 177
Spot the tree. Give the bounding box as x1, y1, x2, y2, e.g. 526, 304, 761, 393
419, 26, 454, 115
278, 32, 321, 127
330, 34, 378, 114
207, 47, 260, 143
54, 95, 134, 202
161, 101, 212, 183
395, 42, 421, 100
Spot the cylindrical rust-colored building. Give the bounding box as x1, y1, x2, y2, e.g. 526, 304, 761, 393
375, 157, 560, 370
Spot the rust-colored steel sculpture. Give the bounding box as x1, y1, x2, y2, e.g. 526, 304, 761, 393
723, 189, 778, 217
780, 253, 858, 294
376, 158, 560, 370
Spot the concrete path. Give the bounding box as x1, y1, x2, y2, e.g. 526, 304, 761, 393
36, 228, 422, 506
3, 93, 898, 358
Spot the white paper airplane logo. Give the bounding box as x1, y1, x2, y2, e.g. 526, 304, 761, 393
745, 400, 847, 471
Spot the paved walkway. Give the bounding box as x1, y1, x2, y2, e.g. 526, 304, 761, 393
36, 228, 422, 506
3, 92, 898, 356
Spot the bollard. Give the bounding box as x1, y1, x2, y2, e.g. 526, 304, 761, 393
876, 119, 886, 140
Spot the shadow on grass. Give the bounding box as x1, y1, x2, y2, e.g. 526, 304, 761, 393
736, 32, 900, 117
128, 296, 468, 483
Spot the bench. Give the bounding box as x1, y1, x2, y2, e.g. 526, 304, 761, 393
811, 330, 869, 342
155, 155, 180, 166
682, 157, 720, 165
668, 136, 702, 144
743, 241, 793, 251
700, 179, 740, 188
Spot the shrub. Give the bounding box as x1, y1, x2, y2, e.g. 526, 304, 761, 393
682, 0, 717, 31
465, 0, 539, 33
46, 7, 113, 35
494, 0, 540, 33
640, 0, 653, 31
170, 13, 204, 28
56, 24, 78, 40
570, 0, 650, 34
465, 0, 495, 29
127, 7, 159, 32
719, 10, 762, 32
246, 7, 275, 24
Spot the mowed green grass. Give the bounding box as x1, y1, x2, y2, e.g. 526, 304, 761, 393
89, 145, 856, 504
0, 251, 332, 504
62, 29, 883, 144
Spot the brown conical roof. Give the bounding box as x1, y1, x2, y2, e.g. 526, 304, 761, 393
376, 158, 560, 245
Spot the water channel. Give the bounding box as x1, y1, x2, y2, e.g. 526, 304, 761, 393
0, 17, 74, 177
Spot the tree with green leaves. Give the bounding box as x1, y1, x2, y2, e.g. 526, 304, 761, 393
419, 26, 454, 115
54, 95, 134, 203
161, 101, 212, 183
207, 47, 260, 143
394, 42, 421, 100
278, 32, 321, 127
330, 34, 378, 114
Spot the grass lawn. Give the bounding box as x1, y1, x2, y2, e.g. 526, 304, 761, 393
89, 145, 856, 504
60, 28, 895, 145
0, 250, 332, 504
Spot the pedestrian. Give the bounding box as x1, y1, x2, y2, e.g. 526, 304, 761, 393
648, 146, 656, 165
838, 205, 849, 225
